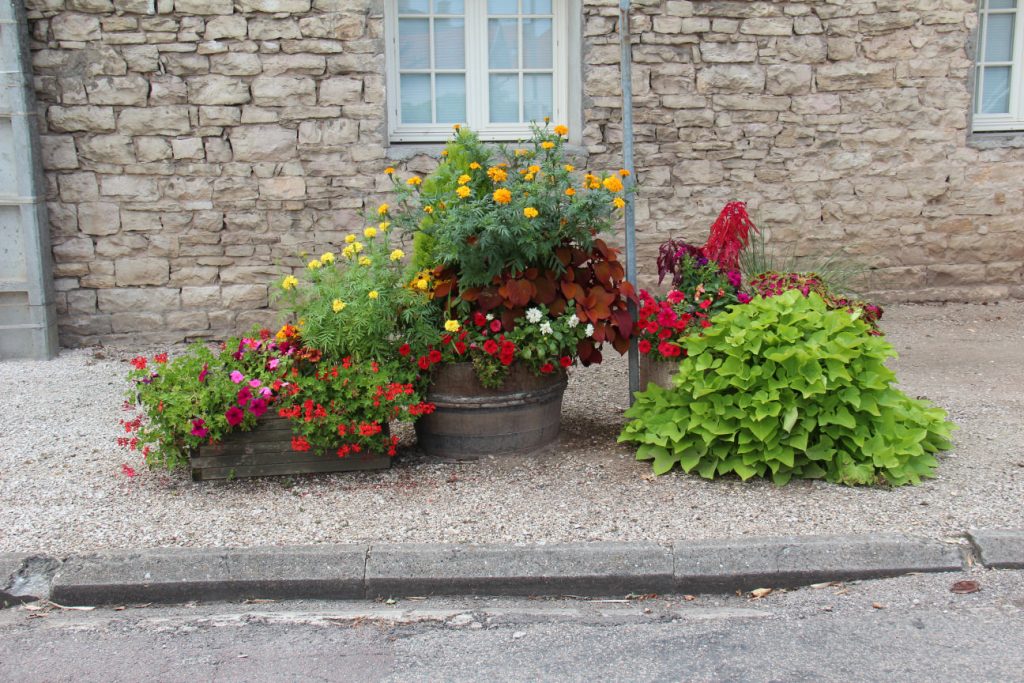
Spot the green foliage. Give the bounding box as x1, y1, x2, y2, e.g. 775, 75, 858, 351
619, 291, 956, 486
739, 224, 869, 297
272, 232, 439, 364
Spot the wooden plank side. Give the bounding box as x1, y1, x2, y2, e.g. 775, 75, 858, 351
192, 449, 385, 468
193, 456, 391, 480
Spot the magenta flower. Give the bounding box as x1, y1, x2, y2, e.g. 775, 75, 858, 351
198, 363, 209, 383
267, 358, 280, 370
225, 406, 245, 426
190, 418, 208, 438
737, 291, 752, 304
230, 370, 244, 384
236, 387, 253, 406
249, 379, 262, 388
259, 387, 273, 398
248, 399, 268, 417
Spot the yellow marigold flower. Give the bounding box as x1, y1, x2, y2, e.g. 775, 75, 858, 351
524, 207, 539, 219
540, 141, 555, 150
554, 125, 569, 136
359, 256, 371, 266
487, 166, 508, 183
307, 259, 322, 270
320, 251, 335, 264
424, 205, 434, 214
528, 165, 541, 174
564, 164, 574, 172
469, 162, 481, 170
390, 249, 405, 261
368, 290, 379, 300
384, 167, 395, 175
377, 203, 388, 215
514, 148, 528, 156
407, 176, 422, 186
493, 188, 512, 204
364, 227, 377, 239
417, 279, 429, 291
565, 187, 576, 197
345, 234, 356, 244
458, 174, 471, 185
379, 221, 390, 231
353, 241, 364, 253
524, 173, 534, 181
440, 149, 448, 157
332, 299, 346, 313
341, 245, 355, 258
603, 175, 624, 193
456, 185, 471, 199
444, 320, 461, 333
281, 275, 299, 290
613, 197, 626, 209
619, 168, 631, 177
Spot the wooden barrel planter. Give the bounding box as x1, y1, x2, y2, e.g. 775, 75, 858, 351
414, 362, 568, 458
638, 354, 678, 393
191, 416, 391, 481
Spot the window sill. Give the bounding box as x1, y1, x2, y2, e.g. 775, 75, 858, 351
967, 130, 1024, 149
386, 142, 591, 162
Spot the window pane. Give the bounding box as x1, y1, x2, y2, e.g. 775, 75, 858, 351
434, 0, 464, 13
401, 74, 433, 123
986, 13, 1015, 62
435, 74, 466, 123
399, 19, 431, 69
397, 0, 429, 14
982, 65, 1012, 113
434, 19, 465, 69
488, 0, 518, 14
523, 73, 552, 122
990, 0, 1017, 9
522, 0, 551, 13
522, 19, 552, 69
490, 74, 519, 122
489, 19, 519, 69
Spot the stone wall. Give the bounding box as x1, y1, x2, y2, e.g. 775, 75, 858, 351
24, 0, 1024, 347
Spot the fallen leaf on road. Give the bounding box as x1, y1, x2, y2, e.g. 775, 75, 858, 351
951, 580, 981, 594
682, 595, 696, 602
46, 601, 95, 611
750, 588, 772, 599
872, 602, 885, 609
811, 581, 842, 589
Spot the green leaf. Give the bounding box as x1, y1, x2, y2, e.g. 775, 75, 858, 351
782, 405, 798, 432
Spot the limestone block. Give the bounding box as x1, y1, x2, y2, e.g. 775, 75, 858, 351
66, 289, 98, 315
123, 45, 160, 72
219, 265, 282, 283
816, 62, 895, 91
135, 137, 173, 162
53, 238, 96, 261
78, 202, 122, 235
100, 175, 161, 201
41, 136, 79, 170
205, 15, 247, 39
59, 173, 100, 202
236, 0, 311, 12
115, 258, 170, 286
84, 75, 149, 106
740, 17, 793, 36
187, 75, 252, 104
163, 177, 212, 202
213, 177, 259, 201
259, 176, 306, 200
48, 106, 116, 133
251, 76, 317, 106
297, 119, 358, 147
222, 284, 268, 308
173, 0, 233, 14
117, 106, 192, 135
210, 53, 263, 75
181, 285, 222, 306
94, 233, 150, 258
776, 35, 828, 63
162, 53, 210, 76
170, 266, 219, 286
794, 15, 823, 35
51, 14, 101, 41
113, 0, 155, 12
171, 137, 205, 160
766, 64, 813, 95
696, 64, 766, 93
249, 18, 301, 40
261, 54, 327, 76
318, 76, 362, 105
297, 13, 364, 39
111, 312, 166, 333
199, 106, 243, 126
699, 41, 757, 63
97, 287, 180, 313
78, 134, 137, 164
204, 138, 233, 162
230, 125, 297, 161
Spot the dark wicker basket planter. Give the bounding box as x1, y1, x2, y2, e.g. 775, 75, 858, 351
191, 416, 391, 481
414, 362, 568, 459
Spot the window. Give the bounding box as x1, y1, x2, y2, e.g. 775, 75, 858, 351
385, 0, 571, 142
974, 1, 1024, 131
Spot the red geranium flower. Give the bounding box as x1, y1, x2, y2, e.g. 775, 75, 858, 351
483, 339, 499, 355
398, 343, 411, 357
291, 436, 311, 452
130, 356, 147, 370
454, 341, 467, 354
559, 356, 572, 368
428, 349, 442, 364
417, 356, 431, 370
539, 363, 554, 374
658, 341, 681, 358
638, 339, 652, 354
154, 353, 168, 364
473, 311, 487, 327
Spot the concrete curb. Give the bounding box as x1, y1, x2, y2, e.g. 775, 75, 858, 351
4, 531, 1020, 607
967, 529, 1024, 569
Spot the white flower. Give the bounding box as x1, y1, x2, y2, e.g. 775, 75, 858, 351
526, 307, 543, 324
539, 321, 553, 335
566, 314, 579, 329
486, 313, 494, 321
585, 323, 595, 337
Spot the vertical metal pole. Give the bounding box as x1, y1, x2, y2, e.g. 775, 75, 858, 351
619, 0, 639, 403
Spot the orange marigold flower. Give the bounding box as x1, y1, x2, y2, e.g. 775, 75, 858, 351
493, 188, 512, 204
487, 166, 508, 183
407, 176, 423, 186
523, 207, 539, 219
540, 141, 555, 150
554, 125, 569, 136
456, 185, 471, 198
384, 167, 395, 175
565, 188, 576, 196
469, 162, 481, 170
603, 175, 624, 193
619, 168, 631, 177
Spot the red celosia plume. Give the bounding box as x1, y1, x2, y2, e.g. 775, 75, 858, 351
701, 201, 758, 272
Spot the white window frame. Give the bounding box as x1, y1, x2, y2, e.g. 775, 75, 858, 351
385, 0, 571, 143
973, 1, 1024, 132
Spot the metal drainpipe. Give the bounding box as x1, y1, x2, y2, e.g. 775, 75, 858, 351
0, 0, 57, 359
619, 0, 638, 403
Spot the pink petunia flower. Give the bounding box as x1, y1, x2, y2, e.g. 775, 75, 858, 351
249, 379, 262, 388
230, 370, 244, 384
225, 406, 245, 426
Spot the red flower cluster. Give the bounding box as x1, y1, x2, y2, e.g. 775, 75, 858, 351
407, 401, 436, 416
635, 289, 722, 360
130, 356, 147, 370
291, 436, 311, 452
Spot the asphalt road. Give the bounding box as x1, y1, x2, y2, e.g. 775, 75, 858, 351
1, 569, 1022, 683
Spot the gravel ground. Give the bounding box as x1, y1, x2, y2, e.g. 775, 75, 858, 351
1, 302, 1022, 554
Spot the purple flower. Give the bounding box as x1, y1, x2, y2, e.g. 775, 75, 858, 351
230, 370, 244, 384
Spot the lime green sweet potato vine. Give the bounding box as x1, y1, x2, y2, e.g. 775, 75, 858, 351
619, 291, 955, 486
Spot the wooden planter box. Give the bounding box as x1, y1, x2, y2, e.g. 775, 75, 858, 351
191, 416, 391, 481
